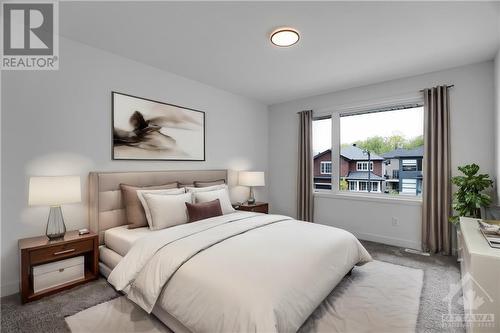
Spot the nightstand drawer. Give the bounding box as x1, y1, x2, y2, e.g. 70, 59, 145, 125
30, 239, 93, 265
233, 202, 269, 214
33, 256, 85, 293
250, 204, 268, 213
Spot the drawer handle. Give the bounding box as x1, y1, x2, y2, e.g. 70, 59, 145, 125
59, 268, 65, 272
457, 258, 463, 263
53, 249, 75, 255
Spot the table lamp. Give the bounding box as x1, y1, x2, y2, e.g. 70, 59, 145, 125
238, 171, 265, 204
28, 176, 81, 240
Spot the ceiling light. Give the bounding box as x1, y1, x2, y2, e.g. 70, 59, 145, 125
270, 28, 300, 47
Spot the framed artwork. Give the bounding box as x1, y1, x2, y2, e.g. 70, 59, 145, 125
112, 92, 205, 161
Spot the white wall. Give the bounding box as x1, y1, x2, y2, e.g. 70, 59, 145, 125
268, 61, 495, 250
1, 38, 269, 296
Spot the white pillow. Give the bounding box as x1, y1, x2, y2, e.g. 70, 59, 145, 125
186, 184, 227, 193
193, 188, 235, 215
142, 192, 192, 230
137, 188, 185, 227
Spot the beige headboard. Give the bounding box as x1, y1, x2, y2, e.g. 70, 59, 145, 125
89, 170, 228, 244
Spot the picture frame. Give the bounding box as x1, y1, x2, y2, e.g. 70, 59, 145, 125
112, 91, 206, 161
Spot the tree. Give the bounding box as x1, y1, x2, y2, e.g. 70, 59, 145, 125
347, 134, 423, 155
403, 135, 424, 150
353, 136, 385, 155
386, 134, 406, 151
340, 178, 348, 191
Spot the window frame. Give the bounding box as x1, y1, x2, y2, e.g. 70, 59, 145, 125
320, 161, 332, 174
401, 159, 418, 172
356, 161, 373, 171
312, 93, 424, 203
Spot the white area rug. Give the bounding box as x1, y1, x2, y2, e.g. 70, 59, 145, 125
65, 260, 423, 333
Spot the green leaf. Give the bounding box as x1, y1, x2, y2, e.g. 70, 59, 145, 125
450, 163, 493, 223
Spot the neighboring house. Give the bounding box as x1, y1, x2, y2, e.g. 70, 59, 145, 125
382, 146, 424, 195
313, 144, 384, 192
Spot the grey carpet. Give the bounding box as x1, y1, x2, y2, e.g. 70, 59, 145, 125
1, 240, 463, 333
1, 278, 119, 332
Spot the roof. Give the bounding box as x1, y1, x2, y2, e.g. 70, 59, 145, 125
313, 149, 331, 159
341, 145, 384, 161
344, 171, 385, 181
382, 146, 424, 159
313, 146, 384, 161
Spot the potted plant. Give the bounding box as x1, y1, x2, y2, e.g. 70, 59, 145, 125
450, 163, 493, 224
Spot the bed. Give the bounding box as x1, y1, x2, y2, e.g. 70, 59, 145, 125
89, 170, 371, 333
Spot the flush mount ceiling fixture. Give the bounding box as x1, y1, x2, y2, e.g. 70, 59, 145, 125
270, 28, 300, 47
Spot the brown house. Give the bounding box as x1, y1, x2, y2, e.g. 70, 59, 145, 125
314, 145, 384, 192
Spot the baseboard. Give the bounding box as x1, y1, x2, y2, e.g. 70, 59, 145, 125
1, 280, 19, 297
352, 231, 421, 251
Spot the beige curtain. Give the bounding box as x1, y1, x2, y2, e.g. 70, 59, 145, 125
422, 86, 452, 254
297, 110, 314, 222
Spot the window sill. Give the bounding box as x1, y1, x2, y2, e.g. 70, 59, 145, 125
313, 190, 423, 206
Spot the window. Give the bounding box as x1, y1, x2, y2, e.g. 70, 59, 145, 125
320, 161, 332, 174
402, 159, 417, 171
339, 105, 423, 196
359, 181, 368, 191
356, 161, 373, 171
348, 181, 357, 191
312, 104, 424, 197
313, 117, 332, 190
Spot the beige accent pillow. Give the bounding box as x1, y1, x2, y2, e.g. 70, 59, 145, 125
194, 179, 226, 188
142, 192, 192, 230
186, 184, 227, 193
120, 182, 178, 229
137, 188, 185, 228
193, 188, 235, 215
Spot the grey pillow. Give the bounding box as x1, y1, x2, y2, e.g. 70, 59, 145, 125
120, 182, 178, 229
194, 179, 226, 188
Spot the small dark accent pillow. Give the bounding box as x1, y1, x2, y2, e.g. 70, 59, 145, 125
194, 179, 226, 188
185, 199, 223, 222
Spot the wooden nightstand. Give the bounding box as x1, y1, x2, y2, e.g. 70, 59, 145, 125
232, 202, 269, 214
18, 231, 98, 303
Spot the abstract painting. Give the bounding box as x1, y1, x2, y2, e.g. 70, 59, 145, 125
112, 92, 205, 160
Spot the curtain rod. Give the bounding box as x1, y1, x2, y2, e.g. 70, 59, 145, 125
297, 85, 454, 114
419, 84, 454, 93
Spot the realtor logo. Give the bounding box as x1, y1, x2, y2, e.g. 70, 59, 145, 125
442, 273, 495, 329
1, 1, 59, 70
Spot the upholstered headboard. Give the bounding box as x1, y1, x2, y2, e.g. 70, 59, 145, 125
88, 170, 228, 244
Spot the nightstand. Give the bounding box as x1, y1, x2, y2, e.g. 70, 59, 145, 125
18, 231, 98, 303
232, 202, 269, 214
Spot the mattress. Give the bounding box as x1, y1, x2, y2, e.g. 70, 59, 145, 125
104, 225, 151, 256
99, 245, 122, 270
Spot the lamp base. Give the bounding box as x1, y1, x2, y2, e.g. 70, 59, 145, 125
247, 186, 256, 205
46, 206, 67, 240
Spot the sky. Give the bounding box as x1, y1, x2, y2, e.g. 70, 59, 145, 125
312, 107, 424, 154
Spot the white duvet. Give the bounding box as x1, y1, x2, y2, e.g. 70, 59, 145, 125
108, 212, 372, 333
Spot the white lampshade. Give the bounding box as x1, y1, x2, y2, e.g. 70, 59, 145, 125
239, 171, 265, 187
29, 176, 81, 206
